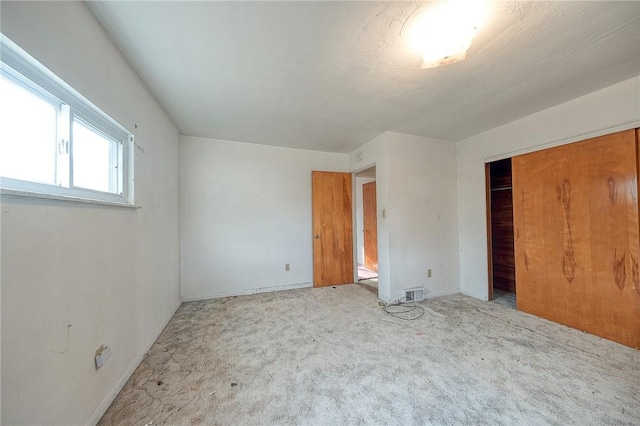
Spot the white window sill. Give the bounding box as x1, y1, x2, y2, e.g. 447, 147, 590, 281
1, 188, 141, 209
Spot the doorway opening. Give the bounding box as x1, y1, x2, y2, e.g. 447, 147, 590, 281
355, 166, 378, 292
486, 158, 516, 309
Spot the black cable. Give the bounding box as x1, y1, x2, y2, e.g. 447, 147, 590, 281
382, 297, 425, 321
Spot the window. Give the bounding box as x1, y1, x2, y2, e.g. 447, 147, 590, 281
0, 35, 134, 205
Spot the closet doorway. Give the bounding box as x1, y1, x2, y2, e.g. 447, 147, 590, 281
486, 158, 516, 308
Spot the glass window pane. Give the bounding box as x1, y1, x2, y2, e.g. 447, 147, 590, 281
72, 120, 116, 193
0, 75, 57, 184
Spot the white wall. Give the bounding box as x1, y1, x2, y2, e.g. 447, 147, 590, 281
457, 76, 640, 300
0, 2, 181, 425
386, 133, 460, 300
180, 136, 348, 301
349, 132, 460, 302
355, 176, 376, 266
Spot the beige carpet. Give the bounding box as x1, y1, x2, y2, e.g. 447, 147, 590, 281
99, 284, 640, 425
491, 288, 516, 309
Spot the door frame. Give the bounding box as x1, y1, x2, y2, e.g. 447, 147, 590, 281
486, 158, 517, 302
351, 164, 379, 294
312, 171, 354, 287
311, 163, 380, 297
362, 181, 378, 272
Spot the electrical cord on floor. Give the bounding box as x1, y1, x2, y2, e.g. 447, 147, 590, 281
381, 297, 425, 321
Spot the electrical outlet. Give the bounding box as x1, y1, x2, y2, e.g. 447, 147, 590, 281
382, 209, 387, 218
95, 345, 112, 369
285, 263, 290, 271
427, 269, 432, 278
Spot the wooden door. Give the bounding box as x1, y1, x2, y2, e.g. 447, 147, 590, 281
363, 181, 378, 272
513, 129, 640, 348
312, 171, 354, 287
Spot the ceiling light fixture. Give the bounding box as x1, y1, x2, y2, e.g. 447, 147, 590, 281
409, 0, 489, 69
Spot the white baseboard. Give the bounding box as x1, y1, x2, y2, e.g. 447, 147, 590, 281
385, 287, 460, 303
425, 287, 461, 299
85, 297, 183, 426
459, 288, 489, 301
182, 282, 313, 302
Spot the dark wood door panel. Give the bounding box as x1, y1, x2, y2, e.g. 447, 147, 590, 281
489, 159, 516, 294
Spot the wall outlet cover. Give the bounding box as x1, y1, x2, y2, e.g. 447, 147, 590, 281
95, 345, 112, 369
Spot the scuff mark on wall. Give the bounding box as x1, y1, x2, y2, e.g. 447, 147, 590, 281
54, 324, 72, 355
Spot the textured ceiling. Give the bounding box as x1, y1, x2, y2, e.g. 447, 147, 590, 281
87, 1, 640, 153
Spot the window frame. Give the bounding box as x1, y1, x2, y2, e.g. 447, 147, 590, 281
0, 34, 135, 206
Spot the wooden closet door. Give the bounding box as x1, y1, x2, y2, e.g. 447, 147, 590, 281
513, 129, 640, 348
